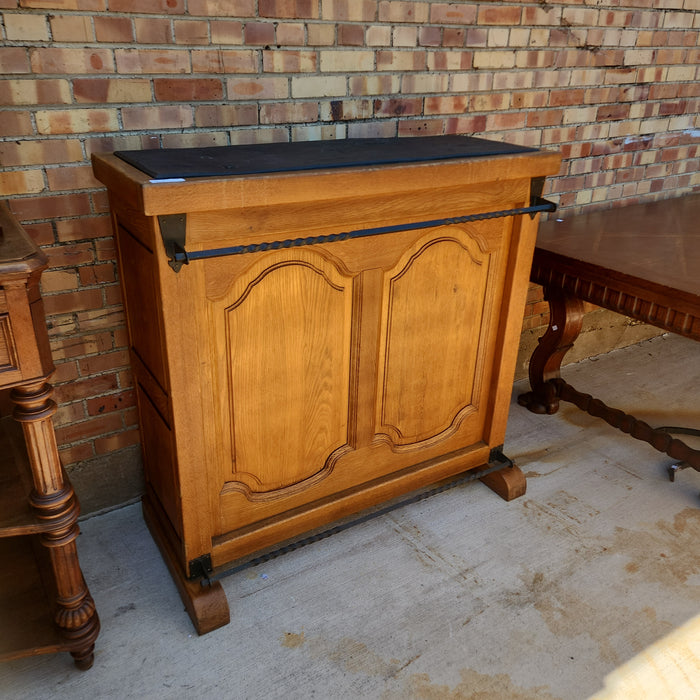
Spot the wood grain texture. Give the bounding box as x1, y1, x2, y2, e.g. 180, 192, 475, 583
531, 253, 700, 341
92, 150, 561, 218
518, 284, 586, 415
376, 228, 493, 447
536, 193, 700, 299
221, 252, 353, 497
479, 464, 527, 501
142, 494, 229, 636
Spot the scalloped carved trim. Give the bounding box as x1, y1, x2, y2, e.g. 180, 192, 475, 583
374, 404, 478, 454
228, 259, 345, 311
532, 263, 700, 342
55, 595, 97, 631
222, 444, 352, 503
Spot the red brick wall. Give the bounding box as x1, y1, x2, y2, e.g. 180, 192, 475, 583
1, 1, 699, 486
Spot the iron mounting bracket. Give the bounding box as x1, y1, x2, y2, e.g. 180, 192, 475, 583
158, 213, 189, 272
188, 553, 213, 585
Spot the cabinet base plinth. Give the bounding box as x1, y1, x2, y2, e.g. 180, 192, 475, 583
479, 463, 527, 501
142, 497, 230, 636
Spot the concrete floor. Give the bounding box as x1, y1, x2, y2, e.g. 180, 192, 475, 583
2, 333, 700, 700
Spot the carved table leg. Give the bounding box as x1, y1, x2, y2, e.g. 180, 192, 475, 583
12, 382, 100, 669
518, 285, 585, 415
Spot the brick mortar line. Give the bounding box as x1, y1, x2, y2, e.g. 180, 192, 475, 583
0, 98, 695, 113
2, 86, 697, 105
1, 6, 694, 16
5, 38, 697, 48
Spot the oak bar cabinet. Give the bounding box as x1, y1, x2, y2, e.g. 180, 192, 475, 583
92, 136, 561, 634
0, 202, 99, 668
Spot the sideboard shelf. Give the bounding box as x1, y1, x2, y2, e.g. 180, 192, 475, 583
0, 534, 66, 661
0, 418, 69, 660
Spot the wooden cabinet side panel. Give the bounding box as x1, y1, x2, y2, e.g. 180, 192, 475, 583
112, 210, 184, 541
136, 382, 182, 536
482, 204, 542, 445
2, 281, 53, 386
28, 295, 53, 377
114, 217, 169, 392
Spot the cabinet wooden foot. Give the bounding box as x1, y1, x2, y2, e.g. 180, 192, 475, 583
142, 496, 230, 635
180, 577, 230, 636
71, 647, 95, 670
479, 463, 527, 501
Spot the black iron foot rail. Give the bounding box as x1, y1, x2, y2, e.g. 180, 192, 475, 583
161, 197, 557, 272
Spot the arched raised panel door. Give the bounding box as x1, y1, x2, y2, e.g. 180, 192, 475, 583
375, 225, 501, 449
205, 249, 355, 504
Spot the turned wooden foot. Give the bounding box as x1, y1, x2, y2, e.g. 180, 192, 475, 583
518, 285, 585, 415
480, 463, 527, 501
46, 530, 100, 669
142, 495, 230, 635
65, 615, 99, 670
71, 643, 96, 670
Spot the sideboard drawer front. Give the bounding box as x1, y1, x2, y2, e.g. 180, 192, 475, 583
0, 285, 25, 384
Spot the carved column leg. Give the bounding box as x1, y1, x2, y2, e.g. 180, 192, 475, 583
518, 286, 585, 415
12, 381, 100, 670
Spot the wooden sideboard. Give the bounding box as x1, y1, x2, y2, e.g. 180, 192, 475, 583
0, 202, 99, 668
92, 136, 561, 633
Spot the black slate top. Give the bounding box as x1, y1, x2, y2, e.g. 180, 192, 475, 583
114, 135, 535, 180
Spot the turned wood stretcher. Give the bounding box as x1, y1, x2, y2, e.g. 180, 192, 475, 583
519, 193, 700, 479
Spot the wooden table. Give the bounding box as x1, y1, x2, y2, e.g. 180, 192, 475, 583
519, 193, 700, 473
0, 202, 99, 669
